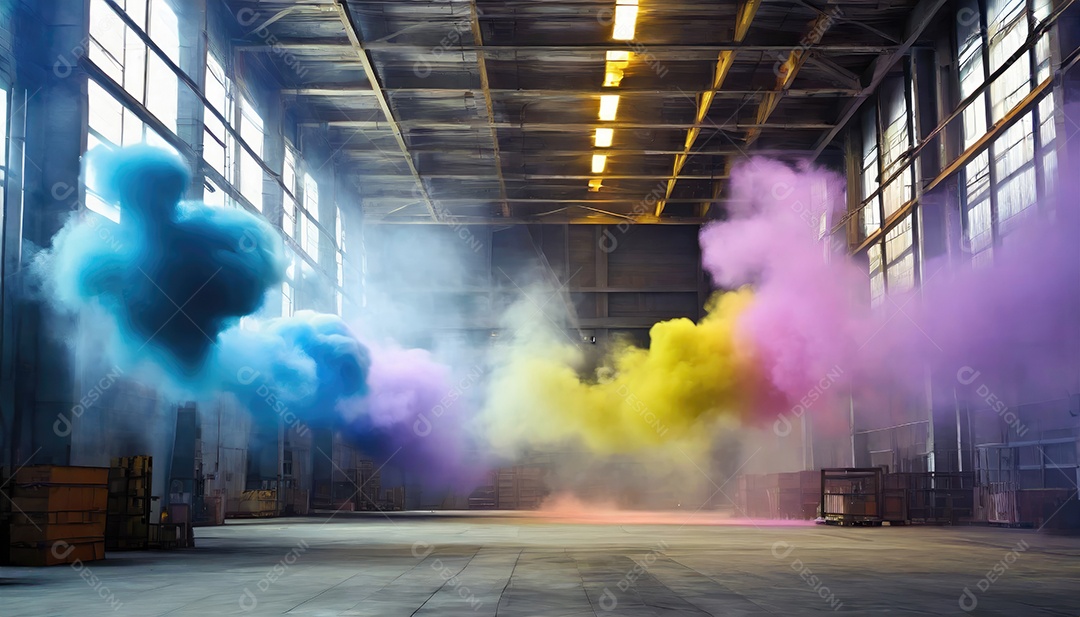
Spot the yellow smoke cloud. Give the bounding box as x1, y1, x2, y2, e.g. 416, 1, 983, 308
482, 289, 761, 455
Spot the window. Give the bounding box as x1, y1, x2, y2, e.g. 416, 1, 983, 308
238, 95, 265, 211
861, 73, 918, 300
335, 206, 345, 315
987, 0, 1029, 123
86, 0, 182, 220
201, 58, 269, 213
880, 78, 913, 220
860, 108, 880, 238
955, 0, 1056, 264
884, 215, 915, 294
868, 244, 884, 307
282, 282, 294, 317
86, 80, 175, 220
89, 0, 179, 133
302, 173, 320, 259
282, 146, 298, 238
281, 252, 297, 317
0, 85, 8, 229
203, 54, 234, 185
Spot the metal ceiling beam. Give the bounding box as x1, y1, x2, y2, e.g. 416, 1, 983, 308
283, 87, 861, 97
331, 0, 438, 220
804, 55, 862, 89
309, 120, 835, 131
744, 12, 835, 146
238, 42, 899, 54
349, 173, 731, 181
365, 215, 710, 226
342, 147, 833, 157
810, 0, 948, 158
695, 11, 836, 217
468, 1, 511, 217
364, 197, 739, 205
654, 0, 761, 219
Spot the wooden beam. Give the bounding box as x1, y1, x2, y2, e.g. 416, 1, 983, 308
469, 0, 511, 217
744, 12, 835, 146
811, 0, 949, 158
332, 0, 439, 220
654, 0, 761, 219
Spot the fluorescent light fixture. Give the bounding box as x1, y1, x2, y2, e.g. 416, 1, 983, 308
599, 94, 620, 121
603, 50, 632, 87
592, 154, 608, 173
603, 66, 625, 87
613, 1, 639, 40
594, 128, 614, 147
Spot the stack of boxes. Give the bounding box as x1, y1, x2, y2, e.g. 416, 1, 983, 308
358, 460, 381, 510
495, 465, 548, 510
385, 486, 405, 510
237, 489, 277, 517
105, 456, 152, 550
5, 466, 109, 566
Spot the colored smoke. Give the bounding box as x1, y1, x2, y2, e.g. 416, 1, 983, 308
37, 145, 476, 479
481, 286, 769, 455
483, 155, 1079, 460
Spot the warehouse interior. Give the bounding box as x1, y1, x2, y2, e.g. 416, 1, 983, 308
1, 0, 1079, 614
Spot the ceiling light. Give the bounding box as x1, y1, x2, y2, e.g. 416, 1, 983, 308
589, 179, 604, 192
594, 128, 614, 148
613, 1, 639, 40
603, 50, 632, 87
603, 65, 626, 87
592, 154, 608, 173
599, 94, 620, 121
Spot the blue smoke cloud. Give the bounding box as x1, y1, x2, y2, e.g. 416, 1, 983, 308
40, 145, 370, 426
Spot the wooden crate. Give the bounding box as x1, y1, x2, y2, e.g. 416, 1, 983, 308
10, 520, 107, 544
12, 486, 108, 513
236, 490, 278, 517
10, 540, 104, 566
13, 466, 109, 487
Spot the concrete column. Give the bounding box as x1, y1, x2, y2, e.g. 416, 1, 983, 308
3, 0, 89, 467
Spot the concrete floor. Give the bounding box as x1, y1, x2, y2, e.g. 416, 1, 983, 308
1, 512, 1078, 616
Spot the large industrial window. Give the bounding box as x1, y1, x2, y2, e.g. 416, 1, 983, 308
88, 0, 179, 134
336, 206, 345, 315
884, 215, 915, 293
879, 78, 913, 220
281, 256, 295, 318
203, 54, 234, 190
202, 56, 268, 214
956, 0, 1058, 264
238, 95, 265, 212
302, 173, 320, 259
868, 244, 885, 307
282, 145, 299, 239
86, 0, 183, 221
859, 71, 918, 299
860, 109, 880, 239
86, 80, 175, 220
0, 85, 7, 231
